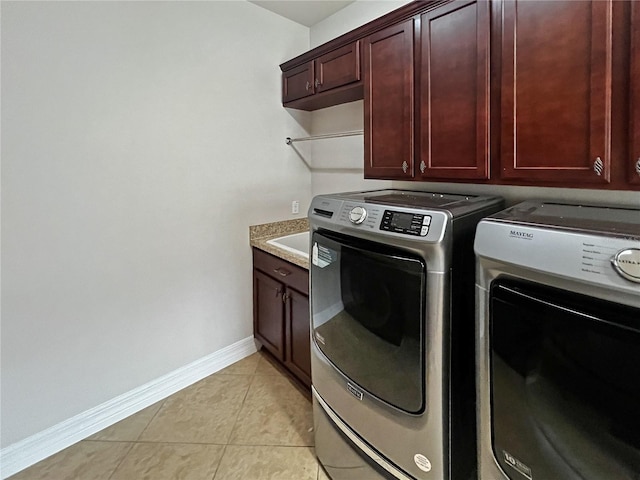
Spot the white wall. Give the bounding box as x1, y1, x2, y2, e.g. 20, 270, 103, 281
307, 101, 391, 196
1, 0, 311, 449
310, 0, 411, 49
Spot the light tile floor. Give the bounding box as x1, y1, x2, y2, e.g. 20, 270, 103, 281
9, 351, 331, 480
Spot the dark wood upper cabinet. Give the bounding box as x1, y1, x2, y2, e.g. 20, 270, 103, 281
500, 0, 613, 184
279, 0, 638, 191
363, 19, 415, 179
418, 0, 490, 180
630, 0, 640, 185
282, 42, 362, 111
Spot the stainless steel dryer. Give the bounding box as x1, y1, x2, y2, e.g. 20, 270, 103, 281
309, 189, 503, 480
475, 201, 640, 480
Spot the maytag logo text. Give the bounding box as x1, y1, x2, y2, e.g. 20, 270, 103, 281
509, 230, 534, 240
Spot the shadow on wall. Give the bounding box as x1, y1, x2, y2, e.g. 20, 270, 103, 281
284, 101, 366, 173
286, 131, 364, 173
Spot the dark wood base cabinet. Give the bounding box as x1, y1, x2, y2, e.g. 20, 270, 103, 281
252, 248, 311, 387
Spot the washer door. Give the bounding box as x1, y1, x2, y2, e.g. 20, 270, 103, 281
490, 278, 640, 480
310, 230, 426, 414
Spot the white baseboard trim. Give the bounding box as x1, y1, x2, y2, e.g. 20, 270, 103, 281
0, 336, 257, 479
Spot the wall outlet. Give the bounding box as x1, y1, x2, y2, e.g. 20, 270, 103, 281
291, 200, 300, 215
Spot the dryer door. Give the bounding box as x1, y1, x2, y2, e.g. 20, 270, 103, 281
490, 278, 640, 480
310, 230, 426, 414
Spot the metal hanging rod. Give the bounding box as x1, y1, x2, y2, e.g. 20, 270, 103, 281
286, 130, 364, 145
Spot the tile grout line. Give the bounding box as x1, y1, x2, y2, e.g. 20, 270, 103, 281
209, 444, 228, 480
105, 397, 169, 480
210, 359, 260, 480
8, 353, 323, 480
133, 398, 168, 444
83, 439, 232, 447
228, 353, 319, 479
105, 442, 136, 480
224, 360, 260, 447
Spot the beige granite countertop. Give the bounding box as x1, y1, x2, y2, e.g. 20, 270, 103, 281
249, 218, 309, 269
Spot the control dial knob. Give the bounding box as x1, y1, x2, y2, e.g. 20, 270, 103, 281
349, 206, 367, 225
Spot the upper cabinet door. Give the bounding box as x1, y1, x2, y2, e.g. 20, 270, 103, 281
501, 0, 613, 184
363, 20, 415, 179
282, 62, 315, 104
418, 0, 490, 180
315, 42, 360, 94
630, 1, 640, 185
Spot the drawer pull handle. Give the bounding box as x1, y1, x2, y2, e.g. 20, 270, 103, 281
274, 268, 291, 277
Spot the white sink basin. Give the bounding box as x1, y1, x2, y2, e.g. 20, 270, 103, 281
266, 231, 309, 259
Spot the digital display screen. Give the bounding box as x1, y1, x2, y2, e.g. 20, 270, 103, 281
390, 212, 415, 230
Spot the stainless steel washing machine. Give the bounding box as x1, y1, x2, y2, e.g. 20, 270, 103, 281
475, 201, 640, 480
309, 189, 503, 480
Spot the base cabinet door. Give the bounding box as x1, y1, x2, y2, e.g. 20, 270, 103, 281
500, 0, 613, 184
253, 270, 285, 361
253, 248, 310, 387
363, 19, 415, 179
285, 288, 311, 387
418, 0, 490, 180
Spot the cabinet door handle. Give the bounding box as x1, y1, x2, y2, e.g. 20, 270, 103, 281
282, 292, 290, 303
593, 157, 604, 176
314, 79, 321, 88
420, 161, 426, 174
274, 268, 291, 277
402, 161, 409, 174
305, 81, 311, 91
275, 287, 282, 297
635, 158, 640, 177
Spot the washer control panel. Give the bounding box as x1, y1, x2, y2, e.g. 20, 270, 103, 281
332, 201, 446, 242
381, 210, 432, 236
